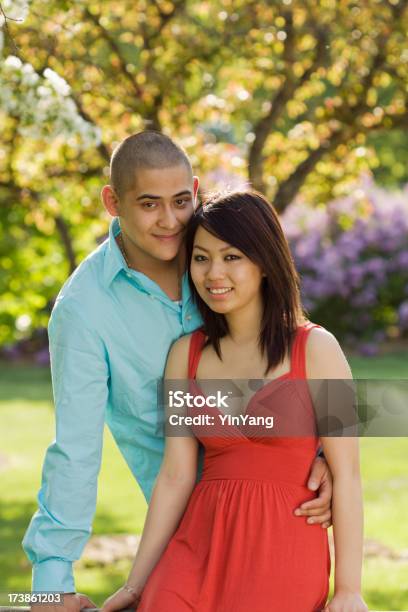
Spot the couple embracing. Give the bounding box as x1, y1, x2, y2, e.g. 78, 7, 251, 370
23, 132, 367, 611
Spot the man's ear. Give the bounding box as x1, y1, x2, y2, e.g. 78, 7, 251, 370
193, 176, 199, 205
101, 185, 120, 217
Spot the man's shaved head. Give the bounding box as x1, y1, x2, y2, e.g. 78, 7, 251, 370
110, 131, 193, 199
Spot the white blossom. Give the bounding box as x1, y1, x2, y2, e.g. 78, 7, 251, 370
1, 0, 30, 24
4, 54, 22, 68
44, 68, 71, 96
0, 3, 101, 149
0, 57, 101, 149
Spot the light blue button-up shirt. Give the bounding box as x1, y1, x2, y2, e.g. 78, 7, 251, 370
22, 217, 202, 593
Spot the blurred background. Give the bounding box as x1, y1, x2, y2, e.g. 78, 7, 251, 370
0, 0, 407, 609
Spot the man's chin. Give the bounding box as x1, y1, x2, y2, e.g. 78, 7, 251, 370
154, 248, 181, 262
152, 241, 184, 262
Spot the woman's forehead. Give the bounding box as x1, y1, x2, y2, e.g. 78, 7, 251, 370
193, 226, 233, 251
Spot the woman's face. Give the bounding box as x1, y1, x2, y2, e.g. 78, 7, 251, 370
190, 226, 264, 315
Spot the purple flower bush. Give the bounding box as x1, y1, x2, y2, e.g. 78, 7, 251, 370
281, 175, 408, 353
2, 176, 407, 363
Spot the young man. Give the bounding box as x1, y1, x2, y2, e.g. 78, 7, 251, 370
23, 132, 333, 611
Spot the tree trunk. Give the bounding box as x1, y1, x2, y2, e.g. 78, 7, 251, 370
272, 131, 345, 212
54, 216, 77, 274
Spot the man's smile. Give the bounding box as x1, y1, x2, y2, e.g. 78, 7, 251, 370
152, 231, 182, 242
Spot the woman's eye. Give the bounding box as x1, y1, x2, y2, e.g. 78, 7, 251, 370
225, 254, 241, 261
193, 255, 207, 262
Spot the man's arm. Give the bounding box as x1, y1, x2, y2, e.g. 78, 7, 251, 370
293, 327, 348, 528
22, 300, 109, 593
294, 455, 333, 527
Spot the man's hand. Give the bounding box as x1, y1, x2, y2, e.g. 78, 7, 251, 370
31, 593, 97, 612
294, 455, 332, 528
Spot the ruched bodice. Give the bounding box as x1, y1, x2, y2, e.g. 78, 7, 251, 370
201, 438, 318, 487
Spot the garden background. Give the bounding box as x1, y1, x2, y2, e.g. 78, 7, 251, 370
0, 0, 407, 609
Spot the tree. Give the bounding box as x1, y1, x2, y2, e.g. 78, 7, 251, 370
0, 0, 407, 345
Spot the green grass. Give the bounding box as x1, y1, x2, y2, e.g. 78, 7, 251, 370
347, 349, 408, 378
0, 365, 146, 601
0, 355, 407, 609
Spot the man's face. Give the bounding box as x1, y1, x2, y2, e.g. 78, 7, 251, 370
116, 165, 198, 262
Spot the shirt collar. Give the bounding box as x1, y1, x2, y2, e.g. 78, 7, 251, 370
181, 271, 194, 305
102, 218, 194, 309
103, 217, 126, 288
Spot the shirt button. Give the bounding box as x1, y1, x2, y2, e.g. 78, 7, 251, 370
186, 315, 191, 321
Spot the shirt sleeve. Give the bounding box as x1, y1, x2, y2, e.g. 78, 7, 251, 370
22, 299, 109, 592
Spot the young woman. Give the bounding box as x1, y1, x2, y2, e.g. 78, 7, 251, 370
103, 191, 367, 611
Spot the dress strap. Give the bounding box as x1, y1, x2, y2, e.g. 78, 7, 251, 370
188, 323, 322, 380
187, 329, 207, 379
290, 322, 322, 379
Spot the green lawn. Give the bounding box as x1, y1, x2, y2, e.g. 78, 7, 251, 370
0, 354, 407, 609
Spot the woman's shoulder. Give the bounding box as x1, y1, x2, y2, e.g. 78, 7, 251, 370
303, 321, 341, 355
168, 332, 194, 358
304, 322, 338, 347
166, 329, 205, 378
303, 323, 352, 379
169, 328, 205, 354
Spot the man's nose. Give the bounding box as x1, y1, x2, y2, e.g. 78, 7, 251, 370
158, 205, 178, 229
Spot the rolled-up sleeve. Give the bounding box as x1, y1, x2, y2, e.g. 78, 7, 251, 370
22, 299, 109, 592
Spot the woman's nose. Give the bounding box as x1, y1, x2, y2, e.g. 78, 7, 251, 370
206, 261, 226, 280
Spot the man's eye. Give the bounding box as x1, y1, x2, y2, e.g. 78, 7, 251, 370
175, 198, 190, 207
142, 202, 157, 209
193, 255, 207, 262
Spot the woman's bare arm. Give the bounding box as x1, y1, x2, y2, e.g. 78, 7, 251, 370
102, 335, 198, 610
307, 328, 367, 611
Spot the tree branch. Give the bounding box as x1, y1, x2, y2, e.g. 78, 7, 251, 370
269, 0, 407, 211
139, 0, 187, 130
54, 216, 77, 273
83, 7, 144, 101
272, 99, 407, 213
68, 91, 111, 162
0, 1, 21, 55
154, 0, 186, 36
335, 0, 407, 125
0, 179, 78, 273
272, 128, 346, 211
248, 15, 329, 193
248, 10, 295, 192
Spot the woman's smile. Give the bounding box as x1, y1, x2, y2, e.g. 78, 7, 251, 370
206, 286, 234, 297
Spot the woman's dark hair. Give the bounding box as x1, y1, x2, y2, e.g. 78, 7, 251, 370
185, 190, 306, 374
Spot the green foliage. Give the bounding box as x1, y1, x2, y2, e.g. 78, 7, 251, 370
369, 129, 408, 187
0, 0, 407, 344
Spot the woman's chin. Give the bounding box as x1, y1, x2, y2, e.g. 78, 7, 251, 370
201, 300, 235, 314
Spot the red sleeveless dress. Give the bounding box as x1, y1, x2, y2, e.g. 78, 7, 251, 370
138, 324, 330, 612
